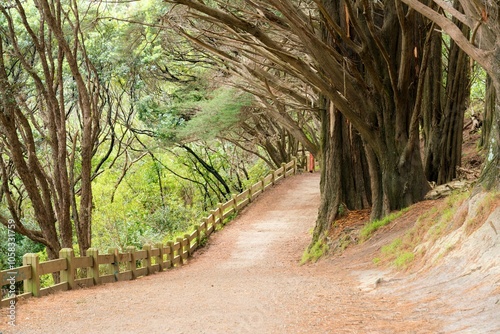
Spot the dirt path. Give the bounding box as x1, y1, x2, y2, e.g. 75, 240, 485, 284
1, 173, 440, 333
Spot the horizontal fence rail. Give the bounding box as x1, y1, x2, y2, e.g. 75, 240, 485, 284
1, 158, 299, 308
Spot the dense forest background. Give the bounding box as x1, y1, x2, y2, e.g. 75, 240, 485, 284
1, 0, 499, 271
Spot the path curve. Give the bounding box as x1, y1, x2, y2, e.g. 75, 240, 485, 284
1, 173, 439, 333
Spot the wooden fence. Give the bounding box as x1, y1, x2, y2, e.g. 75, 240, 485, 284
1, 158, 298, 307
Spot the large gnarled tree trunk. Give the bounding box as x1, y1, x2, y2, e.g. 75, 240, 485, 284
313, 99, 371, 242
422, 1, 470, 185
400, 0, 500, 191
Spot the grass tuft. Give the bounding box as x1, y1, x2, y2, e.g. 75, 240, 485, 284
359, 208, 409, 242
301, 239, 329, 264
373, 189, 473, 271
393, 252, 415, 269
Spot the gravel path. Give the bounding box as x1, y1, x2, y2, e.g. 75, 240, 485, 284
1, 173, 440, 333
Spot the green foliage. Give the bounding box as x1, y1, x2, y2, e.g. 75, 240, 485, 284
301, 240, 329, 264
381, 238, 403, 255
178, 88, 254, 140
379, 238, 415, 269
35, 249, 56, 288
91, 153, 203, 252
393, 252, 415, 269
359, 208, 409, 242
375, 190, 472, 270
137, 96, 185, 140
241, 159, 271, 189
337, 203, 346, 217
470, 65, 487, 102
147, 204, 195, 236
0, 222, 45, 270
222, 212, 238, 225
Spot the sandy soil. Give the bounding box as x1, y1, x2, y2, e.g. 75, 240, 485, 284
0, 172, 490, 333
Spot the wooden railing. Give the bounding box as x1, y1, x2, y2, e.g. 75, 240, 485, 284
1, 158, 298, 307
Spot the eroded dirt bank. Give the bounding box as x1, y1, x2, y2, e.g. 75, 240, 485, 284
1, 173, 497, 333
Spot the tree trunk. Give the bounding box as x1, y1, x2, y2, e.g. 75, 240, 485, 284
338, 110, 371, 210
313, 106, 343, 242
399, 0, 500, 191
422, 31, 444, 182
437, 35, 469, 184
182, 144, 232, 199
38, 0, 96, 256
423, 2, 470, 185
313, 101, 371, 242
481, 76, 495, 148
0, 41, 62, 259
385, 143, 429, 210
478, 80, 500, 191
368, 135, 430, 221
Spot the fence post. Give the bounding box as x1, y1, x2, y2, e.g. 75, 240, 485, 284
210, 209, 218, 230
176, 237, 185, 265
282, 162, 287, 178
232, 194, 238, 211
195, 224, 202, 246
183, 237, 189, 261
183, 238, 189, 261
108, 248, 119, 281
156, 243, 165, 272
167, 240, 174, 268
261, 177, 265, 192
217, 203, 224, 222
184, 233, 192, 256
59, 248, 75, 290
23, 253, 40, 297
142, 244, 152, 275
293, 157, 298, 174
87, 248, 100, 286
271, 171, 276, 185
248, 187, 253, 203
202, 217, 208, 235
126, 246, 137, 279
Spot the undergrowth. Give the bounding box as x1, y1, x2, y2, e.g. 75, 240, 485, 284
301, 239, 329, 264
359, 208, 409, 242
374, 190, 471, 270
465, 191, 500, 235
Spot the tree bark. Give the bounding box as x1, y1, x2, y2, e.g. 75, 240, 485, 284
313, 99, 371, 242
182, 145, 232, 199
423, 1, 470, 185
481, 76, 495, 148
438, 35, 469, 184
313, 106, 343, 242
422, 31, 444, 182
37, 0, 98, 255
399, 0, 500, 191
478, 80, 500, 191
